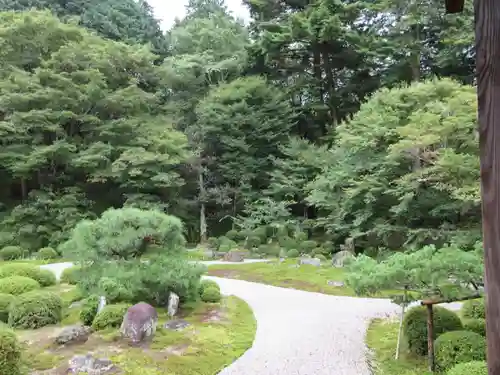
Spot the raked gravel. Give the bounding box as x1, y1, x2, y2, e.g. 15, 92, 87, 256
40, 261, 463, 375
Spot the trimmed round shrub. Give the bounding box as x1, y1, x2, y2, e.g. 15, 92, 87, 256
435, 330, 486, 371
8, 291, 63, 329
207, 237, 219, 249
300, 240, 318, 253
37, 247, 58, 260
201, 287, 221, 303
294, 231, 308, 242
0, 246, 23, 261
98, 277, 132, 303
315, 254, 327, 261
225, 230, 240, 241
447, 361, 487, 375
0, 294, 15, 323
463, 318, 486, 336
462, 299, 485, 319
92, 304, 129, 331
0, 325, 22, 375
403, 306, 463, 356
36, 269, 57, 287
244, 236, 261, 249
60, 266, 81, 285
0, 264, 55, 287
199, 280, 220, 296
252, 227, 268, 242
80, 295, 99, 326
287, 249, 299, 258
218, 239, 237, 253
0, 276, 40, 295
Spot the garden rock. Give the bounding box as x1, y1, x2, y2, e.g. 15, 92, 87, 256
327, 280, 345, 287
55, 325, 92, 345
299, 257, 321, 267
97, 296, 106, 314
67, 354, 116, 374
223, 250, 246, 262
332, 250, 355, 268
120, 302, 158, 344
164, 319, 190, 331
168, 292, 179, 317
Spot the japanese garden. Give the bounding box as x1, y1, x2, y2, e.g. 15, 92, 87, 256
0, 0, 491, 374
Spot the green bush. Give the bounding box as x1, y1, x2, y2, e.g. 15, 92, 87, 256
244, 236, 261, 249
294, 231, 308, 242
60, 266, 81, 285
0, 246, 23, 261
37, 247, 58, 260
315, 254, 327, 261
0, 325, 22, 375
80, 295, 99, 326
8, 291, 63, 329
300, 240, 318, 253
218, 238, 237, 253
199, 280, 220, 296
462, 299, 485, 319
207, 237, 219, 249
201, 287, 221, 303
403, 306, 463, 356
287, 249, 300, 258
252, 227, 268, 242
0, 276, 40, 295
278, 236, 297, 250
0, 294, 15, 323
98, 277, 132, 303
463, 318, 486, 336
0, 264, 55, 286
92, 304, 129, 331
226, 230, 240, 241
435, 330, 486, 371
447, 361, 487, 375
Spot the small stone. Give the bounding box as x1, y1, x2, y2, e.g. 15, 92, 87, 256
223, 250, 246, 262
55, 325, 92, 345
168, 292, 180, 317
67, 354, 115, 374
69, 301, 83, 309
164, 319, 190, 331
299, 257, 321, 267
97, 296, 107, 314
327, 280, 345, 287
120, 302, 158, 344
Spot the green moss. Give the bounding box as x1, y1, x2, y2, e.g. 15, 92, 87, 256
29, 351, 64, 371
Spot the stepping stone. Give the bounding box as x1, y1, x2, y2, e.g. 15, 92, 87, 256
164, 319, 190, 331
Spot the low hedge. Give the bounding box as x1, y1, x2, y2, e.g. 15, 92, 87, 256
80, 295, 99, 326
36, 247, 58, 260
0, 325, 22, 375
447, 361, 487, 375
60, 266, 81, 285
462, 299, 485, 319
92, 304, 129, 331
0, 294, 15, 323
435, 330, 486, 371
0, 264, 56, 286
0, 246, 23, 261
201, 287, 221, 303
0, 276, 40, 295
463, 318, 486, 336
8, 291, 63, 329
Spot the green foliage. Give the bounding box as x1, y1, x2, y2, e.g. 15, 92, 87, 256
80, 295, 99, 326
97, 277, 132, 303
315, 254, 327, 261
199, 280, 220, 296
36, 247, 58, 260
434, 331, 486, 372
0, 294, 15, 323
36, 269, 57, 287
92, 304, 129, 331
225, 230, 240, 241
207, 237, 219, 249
0, 325, 22, 375
0, 276, 40, 295
201, 287, 221, 303
447, 361, 487, 375
0, 264, 56, 287
402, 306, 462, 356
218, 238, 237, 253
300, 240, 318, 253
462, 299, 485, 319
244, 236, 261, 249
462, 319, 485, 336
287, 249, 299, 258
8, 291, 63, 329
0, 246, 23, 260
60, 266, 81, 285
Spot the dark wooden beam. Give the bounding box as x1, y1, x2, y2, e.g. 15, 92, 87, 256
445, 0, 464, 13
476, 1, 500, 374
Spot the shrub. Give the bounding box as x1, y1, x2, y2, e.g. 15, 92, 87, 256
244, 236, 261, 249
0, 246, 23, 261
0, 325, 22, 375
300, 240, 318, 253
252, 227, 268, 242
403, 306, 463, 356
37, 247, 58, 260
462, 299, 485, 319
80, 295, 99, 326
0, 264, 55, 287
315, 254, 327, 261
218, 238, 237, 253
287, 249, 299, 258
60, 266, 81, 285
462, 318, 486, 336
201, 287, 221, 303
199, 280, 220, 296
225, 230, 240, 241
294, 231, 307, 242
0, 294, 15, 323
8, 291, 63, 329
207, 237, 219, 249
98, 277, 132, 303
0, 276, 40, 295
447, 361, 487, 375
92, 304, 129, 331
278, 236, 296, 250
435, 330, 486, 371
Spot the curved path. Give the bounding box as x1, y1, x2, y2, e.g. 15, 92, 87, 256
40, 261, 462, 375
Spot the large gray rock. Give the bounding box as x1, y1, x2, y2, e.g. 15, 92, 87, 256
223, 250, 246, 262
67, 354, 115, 374
120, 302, 158, 344
332, 250, 355, 268
168, 292, 179, 317
55, 325, 92, 345
299, 257, 321, 267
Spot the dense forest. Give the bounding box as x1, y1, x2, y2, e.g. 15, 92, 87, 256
0, 0, 480, 254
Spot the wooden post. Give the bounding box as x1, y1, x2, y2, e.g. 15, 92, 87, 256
426, 304, 435, 372
476, 1, 500, 375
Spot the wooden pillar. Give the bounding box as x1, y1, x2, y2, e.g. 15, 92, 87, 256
476, 1, 500, 374
426, 304, 435, 372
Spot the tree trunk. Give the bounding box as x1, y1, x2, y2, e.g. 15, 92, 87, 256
198, 169, 207, 244
395, 304, 406, 360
